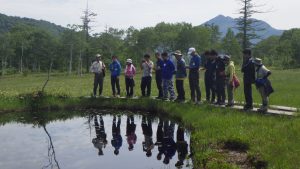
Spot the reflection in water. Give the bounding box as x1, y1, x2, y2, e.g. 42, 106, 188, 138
0, 112, 193, 169
92, 115, 107, 156
142, 116, 154, 157
126, 115, 137, 151
111, 115, 122, 155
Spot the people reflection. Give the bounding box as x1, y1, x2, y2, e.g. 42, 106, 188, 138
111, 115, 122, 155
126, 115, 137, 151
142, 115, 154, 157
92, 115, 108, 156
163, 121, 176, 164
175, 124, 188, 168
155, 118, 164, 161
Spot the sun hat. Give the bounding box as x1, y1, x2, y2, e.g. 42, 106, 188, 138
224, 55, 231, 60
188, 47, 196, 55
252, 58, 263, 65
173, 50, 183, 56
95, 54, 101, 58
126, 59, 133, 64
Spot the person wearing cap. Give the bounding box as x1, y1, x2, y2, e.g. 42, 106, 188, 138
215, 55, 226, 105
204, 50, 217, 103
187, 47, 202, 104
109, 55, 122, 97
124, 58, 136, 97
224, 55, 236, 107
161, 52, 176, 101
253, 58, 274, 112
174, 50, 187, 102
140, 54, 154, 97
241, 49, 256, 110
90, 54, 106, 97
154, 52, 164, 99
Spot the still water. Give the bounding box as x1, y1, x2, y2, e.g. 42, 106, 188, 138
0, 111, 193, 169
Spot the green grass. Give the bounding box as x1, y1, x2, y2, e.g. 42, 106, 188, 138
0, 68, 300, 108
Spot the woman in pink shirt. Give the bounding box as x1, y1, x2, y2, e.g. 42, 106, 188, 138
125, 59, 136, 97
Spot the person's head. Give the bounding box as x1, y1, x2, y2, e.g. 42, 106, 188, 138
253, 58, 263, 67
95, 54, 101, 61
243, 49, 252, 59
114, 149, 119, 156
112, 55, 118, 61
223, 55, 231, 65
128, 144, 134, 151
157, 152, 163, 160
210, 50, 218, 60
146, 150, 152, 157
173, 50, 183, 61
161, 52, 169, 61
155, 52, 161, 60
204, 50, 210, 59
98, 149, 104, 156
144, 54, 151, 61
188, 47, 196, 56
126, 58, 132, 66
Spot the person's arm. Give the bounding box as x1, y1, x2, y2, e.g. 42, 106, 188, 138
264, 71, 271, 79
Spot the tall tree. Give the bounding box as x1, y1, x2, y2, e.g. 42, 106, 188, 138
221, 28, 242, 63
236, 0, 264, 50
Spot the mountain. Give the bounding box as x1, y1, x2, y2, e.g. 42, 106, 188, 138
202, 15, 284, 42
0, 13, 66, 36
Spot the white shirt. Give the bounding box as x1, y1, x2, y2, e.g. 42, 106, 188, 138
90, 61, 104, 73
141, 61, 153, 77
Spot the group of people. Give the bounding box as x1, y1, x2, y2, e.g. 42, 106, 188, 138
90, 48, 274, 112
92, 115, 190, 168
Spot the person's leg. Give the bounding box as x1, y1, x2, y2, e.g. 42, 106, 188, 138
111, 76, 116, 96
244, 82, 253, 108
130, 79, 134, 97
178, 80, 184, 100
116, 77, 120, 95
259, 87, 268, 111
205, 77, 210, 101
125, 78, 130, 97
141, 77, 146, 96
147, 76, 152, 97
189, 73, 195, 102
156, 75, 163, 98
99, 74, 104, 96
227, 81, 234, 106
220, 80, 226, 104
168, 79, 176, 100
93, 74, 98, 96
176, 80, 180, 100
162, 79, 168, 99
195, 72, 201, 102
211, 81, 216, 103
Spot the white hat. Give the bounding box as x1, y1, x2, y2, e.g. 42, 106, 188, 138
252, 58, 263, 65
95, 54, 101, 58
188, 47, 196, 55
224, 55, 231, 60
126, 59, 132, 64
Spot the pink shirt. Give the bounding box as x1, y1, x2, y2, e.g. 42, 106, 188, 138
125, 64, 136, 78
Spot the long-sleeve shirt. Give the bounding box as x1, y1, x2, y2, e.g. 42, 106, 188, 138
225, 61, 235, 82
189, 55, 201, 70
161, 59, 175, 80
242, 57, 255, 84
176, 58, 187, 80
141, 61, 153, 77
109, 60, 122, 77
90, 61, 105, 74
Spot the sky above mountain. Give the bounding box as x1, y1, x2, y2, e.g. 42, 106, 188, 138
0, 0, 299, 32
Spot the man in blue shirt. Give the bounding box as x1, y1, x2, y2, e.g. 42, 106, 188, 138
109, 55, 122, 97
161, 52, 176, 101
187, 47, 202, 104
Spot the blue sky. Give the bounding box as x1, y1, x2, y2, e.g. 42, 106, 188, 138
0, 0, 299, 32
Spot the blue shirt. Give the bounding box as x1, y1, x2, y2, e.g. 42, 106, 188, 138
176, 58, 187, 79
189, 54, 201, 70
109, 60, 122, 77
161, 59, 175, 80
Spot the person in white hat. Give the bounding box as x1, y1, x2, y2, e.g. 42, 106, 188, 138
187, 47, 202, 104
124, 58, 136, 97
90, 54, 106, 97
253, 58, 274, 112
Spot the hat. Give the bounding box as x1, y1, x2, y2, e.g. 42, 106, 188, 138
224, 55, 231, 60
126, 59, 132, 64
95, 54, 101, 58
252, 58, 263, 65
188, 47, 196, 55
173, 50, 182, 56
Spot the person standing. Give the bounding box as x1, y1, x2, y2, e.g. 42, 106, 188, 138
224, 55, 235, 107
187, 47, 202, 104
215, 55, 226, 105
204, 50, 217, 103
109, 55, 122, 97
155, 52, 164, 99
90, 54, 106, 97
161, 52, 176, 101
124, 59, 136, 98
253, 58, 274, 112
241, 49, 256, 110
174, 50, 187, 102
140, 54, 154, 97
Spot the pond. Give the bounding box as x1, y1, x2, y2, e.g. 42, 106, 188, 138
0, 110, 193, 169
